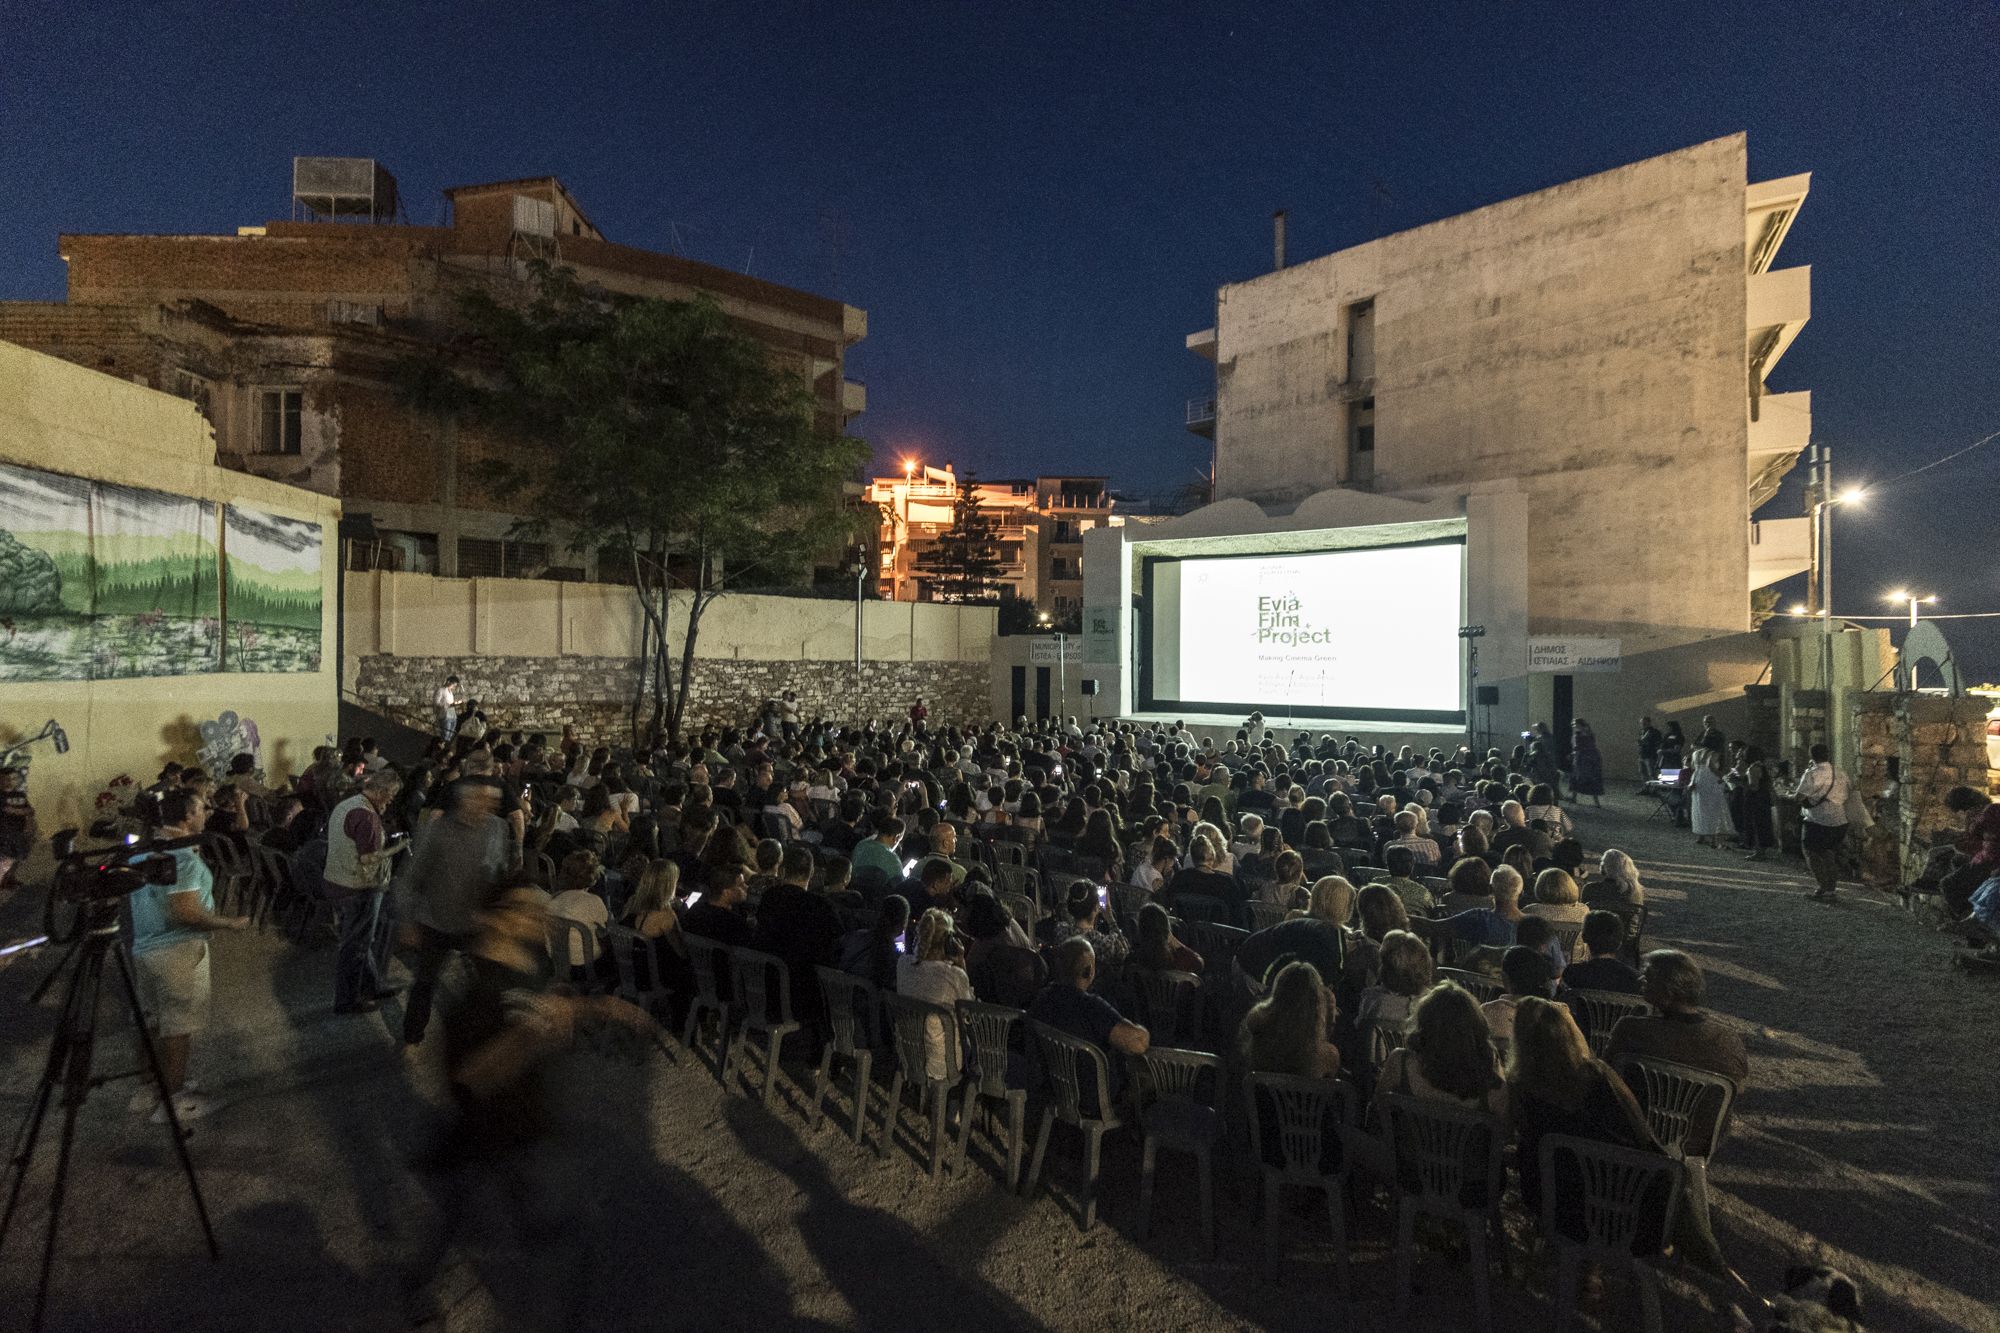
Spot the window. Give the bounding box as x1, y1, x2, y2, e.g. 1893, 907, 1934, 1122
347, 530, 438, 573
257, 389, 303, 455
1346, 299, 1375, 382
1347, 397, 1376, 484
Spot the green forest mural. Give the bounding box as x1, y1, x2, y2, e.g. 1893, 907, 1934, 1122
0, 463, 323, 682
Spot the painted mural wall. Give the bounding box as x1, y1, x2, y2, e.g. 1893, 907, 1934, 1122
0, 463, 322, 681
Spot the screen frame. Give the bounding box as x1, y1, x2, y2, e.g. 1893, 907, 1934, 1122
1137, 534, 1468, 725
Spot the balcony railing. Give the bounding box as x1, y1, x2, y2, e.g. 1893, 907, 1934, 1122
1186, 397, 1216, 426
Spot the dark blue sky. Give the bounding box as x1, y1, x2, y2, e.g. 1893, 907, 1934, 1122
3, 1, 1995, 673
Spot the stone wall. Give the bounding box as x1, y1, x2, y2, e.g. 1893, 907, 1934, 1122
353, 652, 991, 745
1851, 691, 1993, 883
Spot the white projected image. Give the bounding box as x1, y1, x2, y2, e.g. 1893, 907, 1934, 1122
1173, 544, 1463, 712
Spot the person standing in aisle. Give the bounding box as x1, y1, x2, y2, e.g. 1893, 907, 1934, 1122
435, 674, 461, 744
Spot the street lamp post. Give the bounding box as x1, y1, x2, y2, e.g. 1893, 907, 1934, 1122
1804, 442, 1866, 692
850, 556, 867, 670
1885, 590, 1937, 629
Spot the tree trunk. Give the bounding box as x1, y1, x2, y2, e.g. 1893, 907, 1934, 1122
672, 586, 706, 743
629, 552, 652, 750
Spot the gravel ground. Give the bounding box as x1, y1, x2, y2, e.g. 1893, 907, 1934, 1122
0, 786, 1994, 1332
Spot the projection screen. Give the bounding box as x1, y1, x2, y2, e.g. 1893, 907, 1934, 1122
1141, 538, 1466, 723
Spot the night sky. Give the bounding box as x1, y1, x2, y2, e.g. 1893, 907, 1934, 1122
3, 2, 1995, 674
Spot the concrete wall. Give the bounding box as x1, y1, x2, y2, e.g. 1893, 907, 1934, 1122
1210, 135, 1756, 657
0, 339, 340, 834
344, 570, 994, 742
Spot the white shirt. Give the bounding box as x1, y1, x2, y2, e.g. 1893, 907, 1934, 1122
1793, 762, 1851, 826
548, 890, 608, 966
434, 685, 457, 710
1130, 860, 1163, 893
895, 956, 973, 1080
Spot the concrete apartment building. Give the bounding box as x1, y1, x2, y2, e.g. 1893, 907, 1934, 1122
1184, 133, 1812, 657
0, 159, 867, 581
865, 464, 1113, 622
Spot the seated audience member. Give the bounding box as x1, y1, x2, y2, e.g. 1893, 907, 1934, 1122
1512, 915, 1567, 979
1239, 959, 1341, 1079
1557, 910, 1643, 1004
1525, 868, 1589, 927
547, 851, 609, 970
1241, 826, 1286, 884
913, 856, 966, 924
1380, 845, 1434, 916
1483, 944, 1555, 1042
1602, 949, 1749, 1090
1054, 878, 1129, 970
965, 893, 1046, 1008
1258, 849, 1308, 909
1506, 996, 1657, 1223
1424, 864, 1527, 952
754, 844, 845, 1007
1490, 800, 1553, 864
681, 865, 754, 948
1384, 810, 1442, 870
745, 838, 785, 904
842, 893, 909, 997
1130, 901, 1204, 975
1377, 980, 1507, 1118
1233, 877, 1350, 993
849, 817, 906, 894
1028, 938, 1149, 1113
819, 853, 861, 907
1523, 783, 1572, 838
1230, 813, 1266, 866
1443, 855, 1494, 915
1157, 832, 1246, 926
896, 908, 974, 1080
1129, 835, 1177, 895
1548, 838, 1587, 882
1353, 929, 1433, 1068
1299, 820, 1346, 880
1581, 848, 1647, 958
618, 859, 685, 992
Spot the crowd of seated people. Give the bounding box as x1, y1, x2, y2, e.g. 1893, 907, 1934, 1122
135, 707, 1767, 1311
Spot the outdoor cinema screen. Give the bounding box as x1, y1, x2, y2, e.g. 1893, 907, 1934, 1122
1142, 539, 1466, 723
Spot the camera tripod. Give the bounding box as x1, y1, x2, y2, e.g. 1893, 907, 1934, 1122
0, 900, 219, 1332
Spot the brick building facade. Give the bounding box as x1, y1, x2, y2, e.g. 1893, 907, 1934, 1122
0, 167, 868, 581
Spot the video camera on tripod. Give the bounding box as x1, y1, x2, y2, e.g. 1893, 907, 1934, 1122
34, 827, 202, 948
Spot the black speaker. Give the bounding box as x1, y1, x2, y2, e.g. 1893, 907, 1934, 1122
1475, 685, 1500, 706
1081, 679, 1100, 697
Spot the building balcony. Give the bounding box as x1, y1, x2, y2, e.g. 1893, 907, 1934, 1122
1749, 516, 1811, 591
1747, 265, 1811, 384
841, 378, 866, 416
1187, 327, 1217, 361
1747, 389, 1811, 511
1186, 396, 1216, 437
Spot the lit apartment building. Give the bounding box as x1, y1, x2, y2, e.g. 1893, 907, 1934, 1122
0, 157, 866, 581
864, 464, 1113, 621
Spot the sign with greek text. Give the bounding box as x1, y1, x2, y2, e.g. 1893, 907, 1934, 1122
1528, 638, 1621, 673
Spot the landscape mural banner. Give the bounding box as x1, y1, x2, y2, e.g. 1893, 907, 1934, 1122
223, 505, 323, 673
89, 480, 221, 678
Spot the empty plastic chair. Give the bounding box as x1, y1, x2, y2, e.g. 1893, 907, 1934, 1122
726, 946, 803, 1107
680, 935, 736, 1080
881, 992, 969, 1181
1244, 1072, 1358, 1292
1246, 899, 1291, 932
1024, 1021, 1124, 1230
1127, 968, 1202, 1049
1615, 1054, 1738, 1245
1136, 1047, 1223, 1257
810, 967, 882, 1149
1381, 1093, 1508, 1333
1538, 1133, 1684, 1333
955, 1000, 1029, 1190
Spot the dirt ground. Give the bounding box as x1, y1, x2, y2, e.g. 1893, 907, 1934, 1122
0, 786, 1994, 1332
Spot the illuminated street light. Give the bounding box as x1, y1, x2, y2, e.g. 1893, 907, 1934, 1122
1838, 486, 1866, 505
1789, 603, 1809, 616
1885, 590, 1937, 629
902, 457, 916, 478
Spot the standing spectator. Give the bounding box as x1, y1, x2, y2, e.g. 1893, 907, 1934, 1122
127, 790, 250, 1122
325, 773, 407, 1016
1735, 745, 1778, 860
1637, 716, 1663, 781
0, 765, 37, 892
434, 674, 461, 743
398, 779, 510, 1047
1792, 743, 1850, 902
909, 697, 929, 729
1567, 723, 1604, 808
1688, 747, 1731, 848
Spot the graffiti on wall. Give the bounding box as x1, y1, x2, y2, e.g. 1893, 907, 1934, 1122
197, 710, 262, 777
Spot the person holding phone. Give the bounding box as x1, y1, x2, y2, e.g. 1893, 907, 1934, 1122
326, 772, 410, 1016
1054, 877, 1128, 971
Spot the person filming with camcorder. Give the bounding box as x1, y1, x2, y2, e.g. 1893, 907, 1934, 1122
111, 790, 253, 1123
